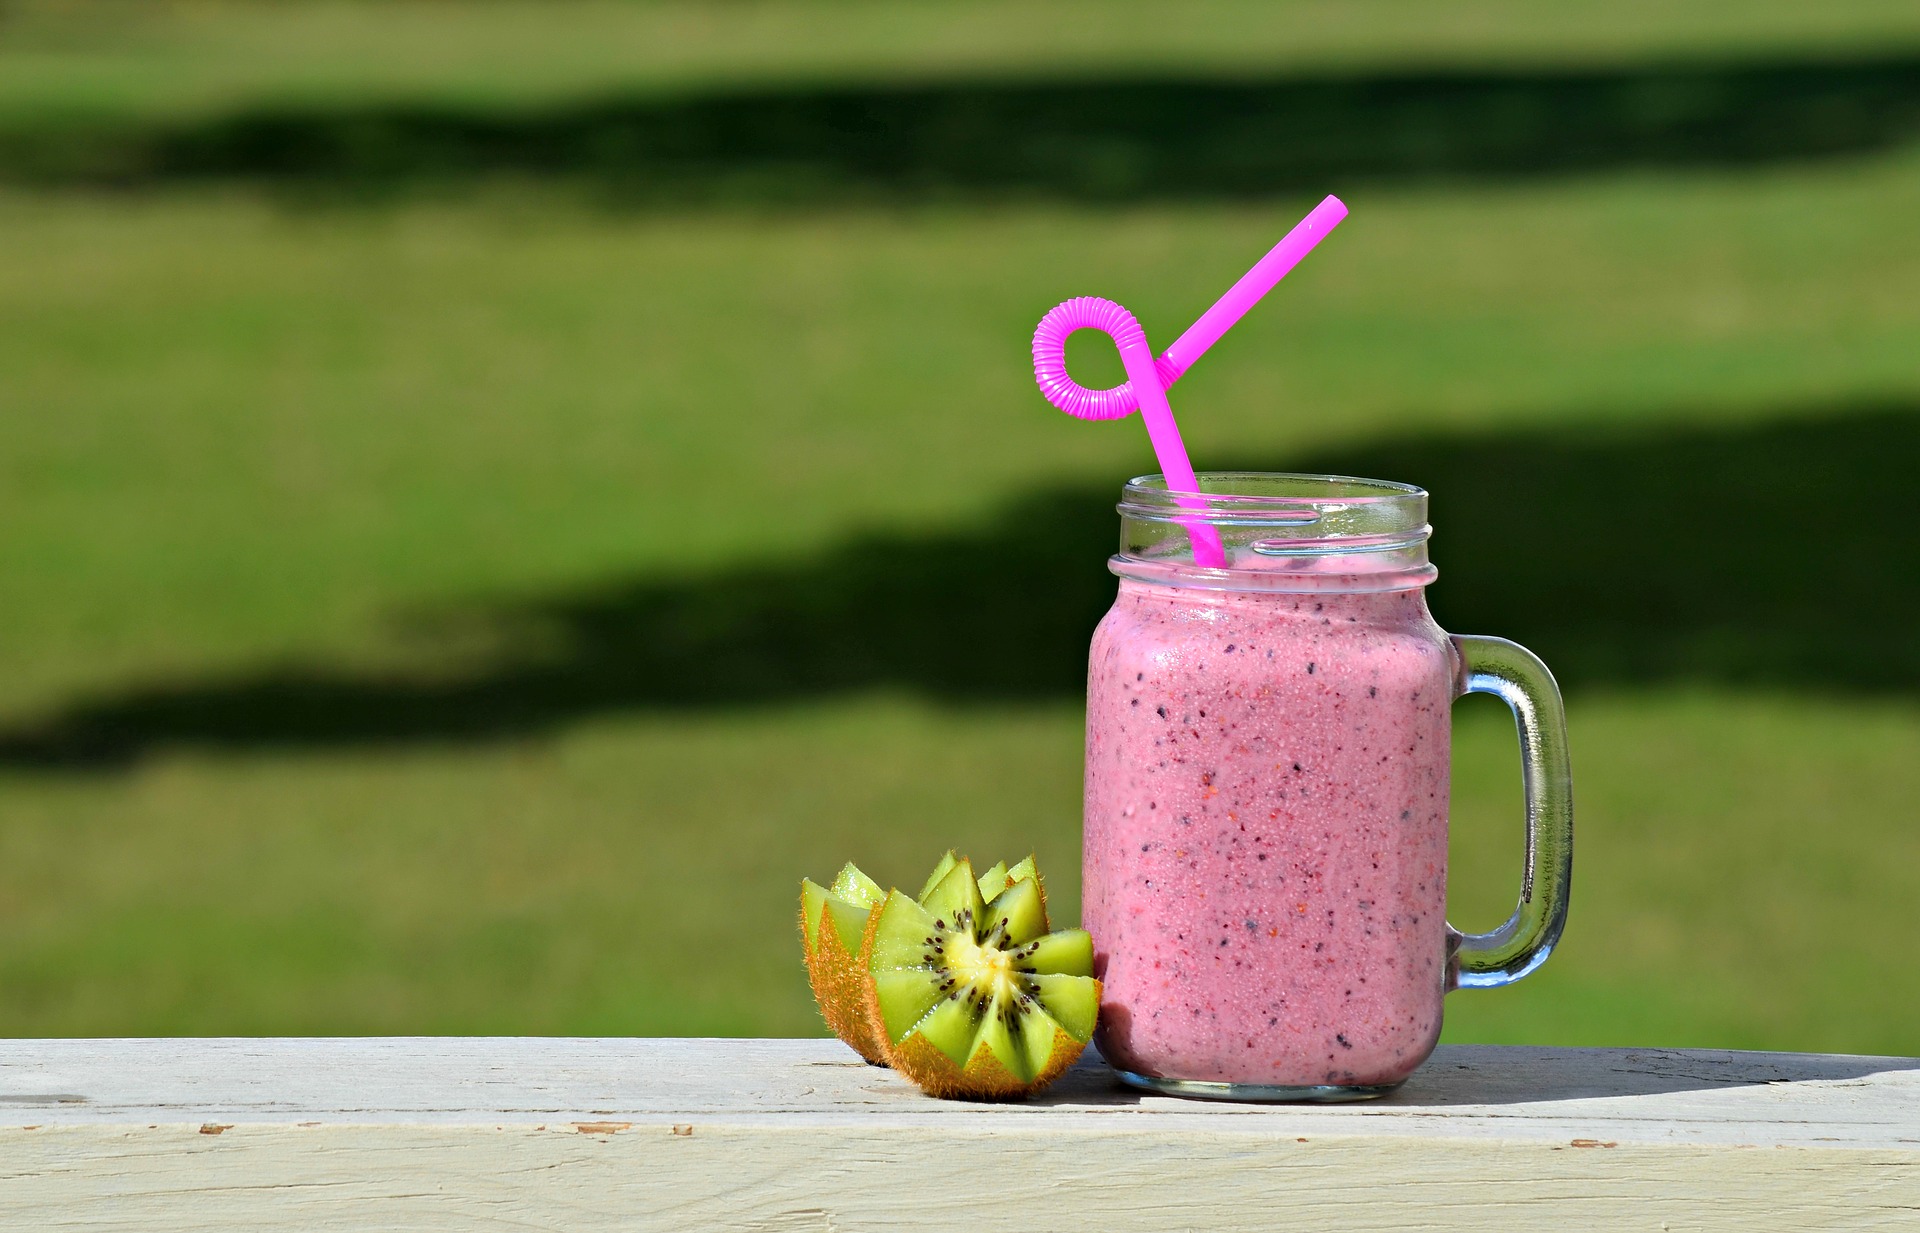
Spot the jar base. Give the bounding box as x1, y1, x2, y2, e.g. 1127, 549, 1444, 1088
1112, 1067, 1401, 1103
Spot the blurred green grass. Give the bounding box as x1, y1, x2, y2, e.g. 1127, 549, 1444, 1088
3, 695, 1916, 1054
7, 0, 1919, 121
0, 1, 1916, 1053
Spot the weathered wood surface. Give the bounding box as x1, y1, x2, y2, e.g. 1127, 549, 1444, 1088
2, 1038, 1915, 1230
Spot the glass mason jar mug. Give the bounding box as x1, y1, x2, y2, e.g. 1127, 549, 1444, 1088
1083, 473, 1573, 1101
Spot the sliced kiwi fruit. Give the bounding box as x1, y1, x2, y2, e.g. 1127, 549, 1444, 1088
799, 851, 1010, 1064
864, 856, 1099, 1099
799, 861, 889, 1064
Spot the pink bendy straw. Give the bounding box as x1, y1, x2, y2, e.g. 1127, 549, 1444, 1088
1032, 194, 1349, 569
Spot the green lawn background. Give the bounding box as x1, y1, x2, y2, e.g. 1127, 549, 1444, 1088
0, 1, 1916, 1054
8, 0, 1920, 120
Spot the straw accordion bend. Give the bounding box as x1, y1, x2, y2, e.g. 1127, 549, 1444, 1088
1026, 196, 1346, 571
1031, 297, 1182, 421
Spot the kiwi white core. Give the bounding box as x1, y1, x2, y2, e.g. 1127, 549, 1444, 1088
944, 930, 1017, 997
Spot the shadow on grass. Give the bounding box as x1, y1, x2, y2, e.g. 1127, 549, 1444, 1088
5, 55, 1918, 200
2, 401, 1914, 770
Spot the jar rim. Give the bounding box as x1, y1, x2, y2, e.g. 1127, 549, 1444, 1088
1114, 471, 1436, 592
1118, 471, 1428, 520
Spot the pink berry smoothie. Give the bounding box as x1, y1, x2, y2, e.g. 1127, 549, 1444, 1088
1083, 574, 1455, 1089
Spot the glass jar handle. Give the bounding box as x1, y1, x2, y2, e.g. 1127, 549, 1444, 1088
1446, 635, 1574, 990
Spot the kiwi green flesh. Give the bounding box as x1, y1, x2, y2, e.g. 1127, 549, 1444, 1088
1027, 973, 1099, 1041
1020, 928, 1094, 976
868, 890, 939, 971
799, 879, 829, 950
824, 895, 876, 955
977, 854, 1038, 906
872, 965, 949, 1041
976, 986, 1039, 1079
909, 989, 982, 1065
916, 850, 960, 901
975, 984, 1071, 1082
919, 859, 986, 934
981, 877, 1047, 947
1011, 987, 1063, 1076
830, 862, 884, 907
802, 868, 883, 955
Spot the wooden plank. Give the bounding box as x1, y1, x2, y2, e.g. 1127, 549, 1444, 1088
2, 1039, 1915, 1231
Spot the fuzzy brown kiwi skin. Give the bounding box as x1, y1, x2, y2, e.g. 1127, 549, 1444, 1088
800, 898, 890, 1066
859, 904, 1097, 1099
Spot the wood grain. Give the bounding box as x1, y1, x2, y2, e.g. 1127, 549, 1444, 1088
2, 1039, 1915, 1230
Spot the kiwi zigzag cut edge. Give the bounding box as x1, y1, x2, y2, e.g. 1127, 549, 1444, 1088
884, 1012, 1090, 1100
862, 861, 1101, 1100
